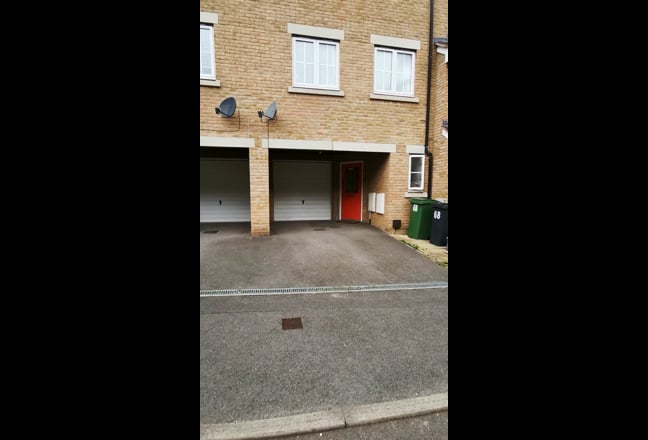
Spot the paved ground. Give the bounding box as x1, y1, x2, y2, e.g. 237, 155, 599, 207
279, 411, 448, 440
200, 288, 448, 424
200, 220, 448, 434
200, 221, 448, 290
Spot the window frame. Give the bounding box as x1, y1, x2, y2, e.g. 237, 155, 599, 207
408, 154, 425, 191
292, 36, 340, 91
373, 46, 416, 97
200, 23, 216, 80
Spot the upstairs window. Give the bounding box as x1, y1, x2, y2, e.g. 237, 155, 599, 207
200, 24, 215, 80
374, 47, 415, 96
292, 37, 339, 90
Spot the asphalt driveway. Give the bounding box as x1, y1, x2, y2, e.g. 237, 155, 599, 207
200, 221, 449, 426
200, 221, 448, 290
200, 287, 448, 424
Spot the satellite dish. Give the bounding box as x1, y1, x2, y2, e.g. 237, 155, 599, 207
258, 101, 277, 121
263, 101, 277, 120
215, 97, 237, 118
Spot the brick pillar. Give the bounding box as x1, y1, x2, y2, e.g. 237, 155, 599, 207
249, 146, 270, 236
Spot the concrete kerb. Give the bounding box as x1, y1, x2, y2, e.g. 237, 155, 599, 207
390, 233, 448, 266
200, 393, 448, 440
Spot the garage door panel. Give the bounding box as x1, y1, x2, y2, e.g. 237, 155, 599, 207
273, 161, 331, 221
200, 198, 250, 222
200, 159, 250, 222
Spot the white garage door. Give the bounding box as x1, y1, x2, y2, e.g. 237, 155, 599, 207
273, 161, 331, 221
200, 159, 250, 222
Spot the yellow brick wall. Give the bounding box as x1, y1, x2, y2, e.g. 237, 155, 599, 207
361, 153, 389, 229
430, 0, 448, 201
200, 0, 429, 145
200, 0, 447, 234
434, 0, 448, 37
430, 52, 448, 200
249, 145, 270, 236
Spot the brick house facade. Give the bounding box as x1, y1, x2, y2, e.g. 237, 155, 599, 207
200, 0, 448, 237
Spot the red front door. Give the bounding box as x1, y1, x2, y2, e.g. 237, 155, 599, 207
341, 162, 362, 221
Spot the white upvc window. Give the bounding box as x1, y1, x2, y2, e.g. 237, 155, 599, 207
408, 155, 425, 191
374, 47, 415, 96
200, 24, 215, 80
292, 37, 339, 90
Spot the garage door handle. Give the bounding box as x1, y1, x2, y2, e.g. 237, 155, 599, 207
219, 200, 222, 205
301, 200, 304, 204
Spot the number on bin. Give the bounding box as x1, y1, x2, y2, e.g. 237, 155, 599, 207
434, 210, 441, 219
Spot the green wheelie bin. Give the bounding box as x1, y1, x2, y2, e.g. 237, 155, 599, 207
407, 198, 435, 239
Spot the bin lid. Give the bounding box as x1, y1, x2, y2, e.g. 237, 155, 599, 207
431, 199, 448, 208
409, 198, 435, 205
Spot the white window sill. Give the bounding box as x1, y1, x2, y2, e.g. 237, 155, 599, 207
200, 79, 221, 87
405, 192, 427, 198
370, 93, 419, 103
289, 86, 344, 97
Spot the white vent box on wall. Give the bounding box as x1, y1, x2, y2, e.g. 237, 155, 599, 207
376, 193, 385, 214
368, 193, 376, 212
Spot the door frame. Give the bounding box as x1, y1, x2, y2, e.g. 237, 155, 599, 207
339, 161, 363, 221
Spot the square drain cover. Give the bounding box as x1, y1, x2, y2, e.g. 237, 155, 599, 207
282, 317, 303, 330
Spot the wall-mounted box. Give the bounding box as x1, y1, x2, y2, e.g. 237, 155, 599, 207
368, 192, 376, 212
376, 193, 385, 214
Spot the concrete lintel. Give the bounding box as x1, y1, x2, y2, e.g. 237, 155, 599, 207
406, 145, 425, 154
371, 34, 420, 50
200, 136, 254, 148
288, 23, 344, 40
333, 141, 396, 153
200, 12, 218, 24
262, 138, 333, 150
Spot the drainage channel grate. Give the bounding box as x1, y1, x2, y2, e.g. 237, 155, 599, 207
282, 317, 303, 330
200, 281, 448, 297
202, 230, 219, 234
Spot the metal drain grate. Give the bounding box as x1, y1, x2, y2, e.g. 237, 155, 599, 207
200, 281, 448, 297
313, 228, 326, 231
282, 317, 303, 330
202, 230, 219, 234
